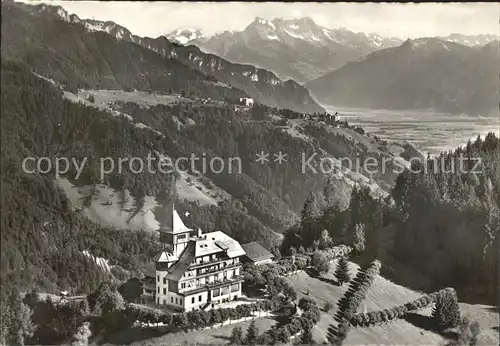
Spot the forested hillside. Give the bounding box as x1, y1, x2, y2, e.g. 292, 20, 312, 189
0, 61, 282, 303
282, 133, 500, 305
1, 1, 246, 102
391, 134, 499, 303
2, 1, 324, 114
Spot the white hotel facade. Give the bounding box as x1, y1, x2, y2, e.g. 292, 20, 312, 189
154, 209, 246, 312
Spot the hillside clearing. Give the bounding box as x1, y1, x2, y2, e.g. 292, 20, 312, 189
56, 178, 160, 231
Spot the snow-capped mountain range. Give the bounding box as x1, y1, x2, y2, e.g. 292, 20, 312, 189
166, 17, 403, 82
438, 33, 499, 47
167, 28, 206, 45
166, 17, 498, 83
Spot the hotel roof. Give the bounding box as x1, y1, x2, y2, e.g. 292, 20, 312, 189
193, 231, 246, 258
241, 242, 274, 263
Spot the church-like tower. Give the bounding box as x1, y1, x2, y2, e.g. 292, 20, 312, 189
155, 207, 193, 304
158, 208, 192, 257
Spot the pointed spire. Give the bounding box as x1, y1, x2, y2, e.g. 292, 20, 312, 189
172, 208, 191, 234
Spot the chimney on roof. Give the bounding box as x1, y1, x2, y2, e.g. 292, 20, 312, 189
198, 228, 203, 238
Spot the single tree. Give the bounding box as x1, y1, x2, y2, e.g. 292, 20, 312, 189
282, 280, 297, 302
432, 289, 461, 331
445, 317, 480, 346
245, 320, 259, 345
8, 290, 34, 346
229, 326, 243, 345
0, 304, 12, 345
311, 251, 330, 274
323, 176, 337, 209
319, 229, 333, 250
275, 327, 291, 344
301, 192, 321, 223
353, 223, 366, 255
300, 327, 315, 345
298, 296, 317, 312
118, 278, 143, 303
335, 256, 351, 286
71, 322, 92, 346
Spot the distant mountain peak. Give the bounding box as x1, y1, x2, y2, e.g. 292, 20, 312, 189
166, 28, 206, 45
439, 33, 499, 47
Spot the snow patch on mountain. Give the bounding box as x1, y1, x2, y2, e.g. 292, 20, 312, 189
283, 28, 304, 40
257, 18, 276, 30
167, 28, 206, 45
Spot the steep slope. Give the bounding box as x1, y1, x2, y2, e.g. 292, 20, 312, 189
1, 1, 243, 101
306, 38, 499, 115
20, 2, 324, 114
170, 17, 403, 83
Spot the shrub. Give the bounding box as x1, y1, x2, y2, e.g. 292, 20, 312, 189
446, 317, 480, 346
298, 296, 316, 312
311, 251, 330, 274
323, 301, 334, 312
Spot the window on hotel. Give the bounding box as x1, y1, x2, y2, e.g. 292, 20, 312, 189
163, 288, 166, 295
212, 288, 220, 297
191, 297, 195, 304
175, 298, 178, 305
157, 275, 159, 282
177, 234, 186, 240
199, 295, 202, 302
231, 283, 239, 292
181, 283, 186, 289
171, 297, 173, 303
157, 287, 160, 294
163, 278, 167, 284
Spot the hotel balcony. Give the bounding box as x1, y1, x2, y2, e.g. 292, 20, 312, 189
190, 257, 239, 270
179, 275, 244, 296
195, 262, 241, 277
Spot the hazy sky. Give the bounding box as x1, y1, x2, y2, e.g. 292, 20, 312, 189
25, 1, 499, 39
